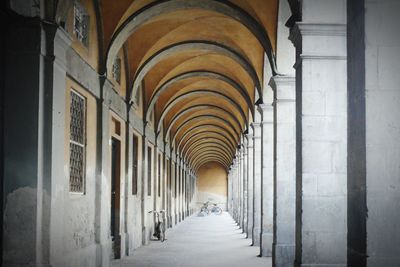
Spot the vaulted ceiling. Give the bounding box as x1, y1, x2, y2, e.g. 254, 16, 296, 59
100, 0, 279, 172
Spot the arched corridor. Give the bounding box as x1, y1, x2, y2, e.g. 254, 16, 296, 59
2, 0, 400, 267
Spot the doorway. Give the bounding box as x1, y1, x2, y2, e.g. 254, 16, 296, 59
111, 137, 121, 259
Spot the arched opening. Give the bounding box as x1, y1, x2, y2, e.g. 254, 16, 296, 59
196, 162, 228, 211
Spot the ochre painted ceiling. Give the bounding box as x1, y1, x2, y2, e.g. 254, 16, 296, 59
99, 0, 278, 172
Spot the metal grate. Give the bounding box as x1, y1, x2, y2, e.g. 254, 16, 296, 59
69, 90, 86, 193
70, 143, 85, 192
147, 146, 152, 196
132, 135, 138, 195
73, 1, 89, 47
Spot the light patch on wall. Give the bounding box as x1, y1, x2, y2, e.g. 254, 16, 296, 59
196, 162, 228, 211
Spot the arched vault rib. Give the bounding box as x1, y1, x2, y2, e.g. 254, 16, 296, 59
162, 104, 245, 142
145, 71, 254, 121
194, 158, 229, 172
175, 124, 238, 152
158, 89, 247, 137
127, 41, 261, 105
186, 143, 233, 163
189, 150, 231, 169
183, 139, 234, 163
169, 115, 240, 146
178, 131, 236, 156
195, 158, 230, 172
106, 0, 277, 80
189, 149, 232, 169
188, 146, 232, 164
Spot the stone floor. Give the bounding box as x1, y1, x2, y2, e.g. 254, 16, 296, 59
112, 212, 271, 267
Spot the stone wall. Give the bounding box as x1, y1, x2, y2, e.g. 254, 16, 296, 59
365, 1, 400, 266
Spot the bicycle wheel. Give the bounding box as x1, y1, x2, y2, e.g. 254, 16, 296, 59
159, 223, 165, 242
214, 207, 222, 215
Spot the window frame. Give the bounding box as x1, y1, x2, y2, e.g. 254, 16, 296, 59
132, 134, 139, 195
69, 89, 87, 194
73, 1, 90, 47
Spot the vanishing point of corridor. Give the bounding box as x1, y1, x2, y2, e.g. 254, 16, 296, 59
112, 213, 270, 267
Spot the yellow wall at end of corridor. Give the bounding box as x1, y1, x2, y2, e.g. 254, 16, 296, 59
197, 162, 228, 210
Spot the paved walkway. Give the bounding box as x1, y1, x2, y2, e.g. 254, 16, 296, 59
112, 212, 271, 267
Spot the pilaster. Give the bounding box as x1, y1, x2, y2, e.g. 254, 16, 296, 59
251, 122, 262, 247
246, 129, 254, 240
258, 103, 274, 257
290, 1, 348, 265
270, 75, 296, 267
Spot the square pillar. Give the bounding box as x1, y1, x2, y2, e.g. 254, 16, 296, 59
246, 130, 254, 239
251, 122, 262, 246
290, 1, 348, 265
270, 75, 296, 266
259, 104, 274, 257
242, 141, 248, 234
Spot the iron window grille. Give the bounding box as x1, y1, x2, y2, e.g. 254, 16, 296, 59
132, 135, 138, 195
73, 1, 89, 47
158, 154, 161, 197
69, 90, 87, 193
147, 146, 152, 196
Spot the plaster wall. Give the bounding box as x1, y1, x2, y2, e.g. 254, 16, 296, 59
365, 1, 400, 266
47, 78, 99, 267
196, 162, 228, 211
125, 130, 143, 253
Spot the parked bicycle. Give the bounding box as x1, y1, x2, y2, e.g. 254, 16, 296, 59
148, 210, 166, 242
199, 201, 222, 215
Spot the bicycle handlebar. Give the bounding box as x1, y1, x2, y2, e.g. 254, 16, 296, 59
148, 210, 166, 214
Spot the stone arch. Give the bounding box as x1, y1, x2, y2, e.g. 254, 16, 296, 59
145, 71, 254, 122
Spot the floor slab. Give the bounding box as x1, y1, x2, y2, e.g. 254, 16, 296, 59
112, 213, 271, 267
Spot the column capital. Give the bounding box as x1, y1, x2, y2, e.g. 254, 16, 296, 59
290, 22, 346, 45
251, 122, 262, 129
269, 75, 295, 102
257, 103, 273, 114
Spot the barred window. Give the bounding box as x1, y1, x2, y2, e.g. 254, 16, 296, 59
158, 154, 161, 197
73, 1, 89, 47
147, 146, 152, 196
69, 90, 86, 193
112, 58, 121, 84
132, 135, 138, 195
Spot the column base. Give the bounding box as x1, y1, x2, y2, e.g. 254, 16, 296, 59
273, 243, 295, 267
252, 226, 261, 246
167, 215, 172, 228
261, 232, 273, 257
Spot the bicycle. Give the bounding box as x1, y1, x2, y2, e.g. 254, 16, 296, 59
148, 210, 166, 242
209, 203, 222, 215
199, 201, 222, 215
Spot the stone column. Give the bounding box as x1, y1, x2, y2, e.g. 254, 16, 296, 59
270, 75, 296, 266
246, 129, 254, 240
231, 162, 237, 220
238, 150, 243, 227
251, 122, 262, 247
259, 103, 274, 257
234, 161, 239, 222
242, 140, 248, 234
168, 150, 174, 227
290, 1, 348, 265
228, 169, 232, 214
141, 134, 149, 245
177, 157, 181, 222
